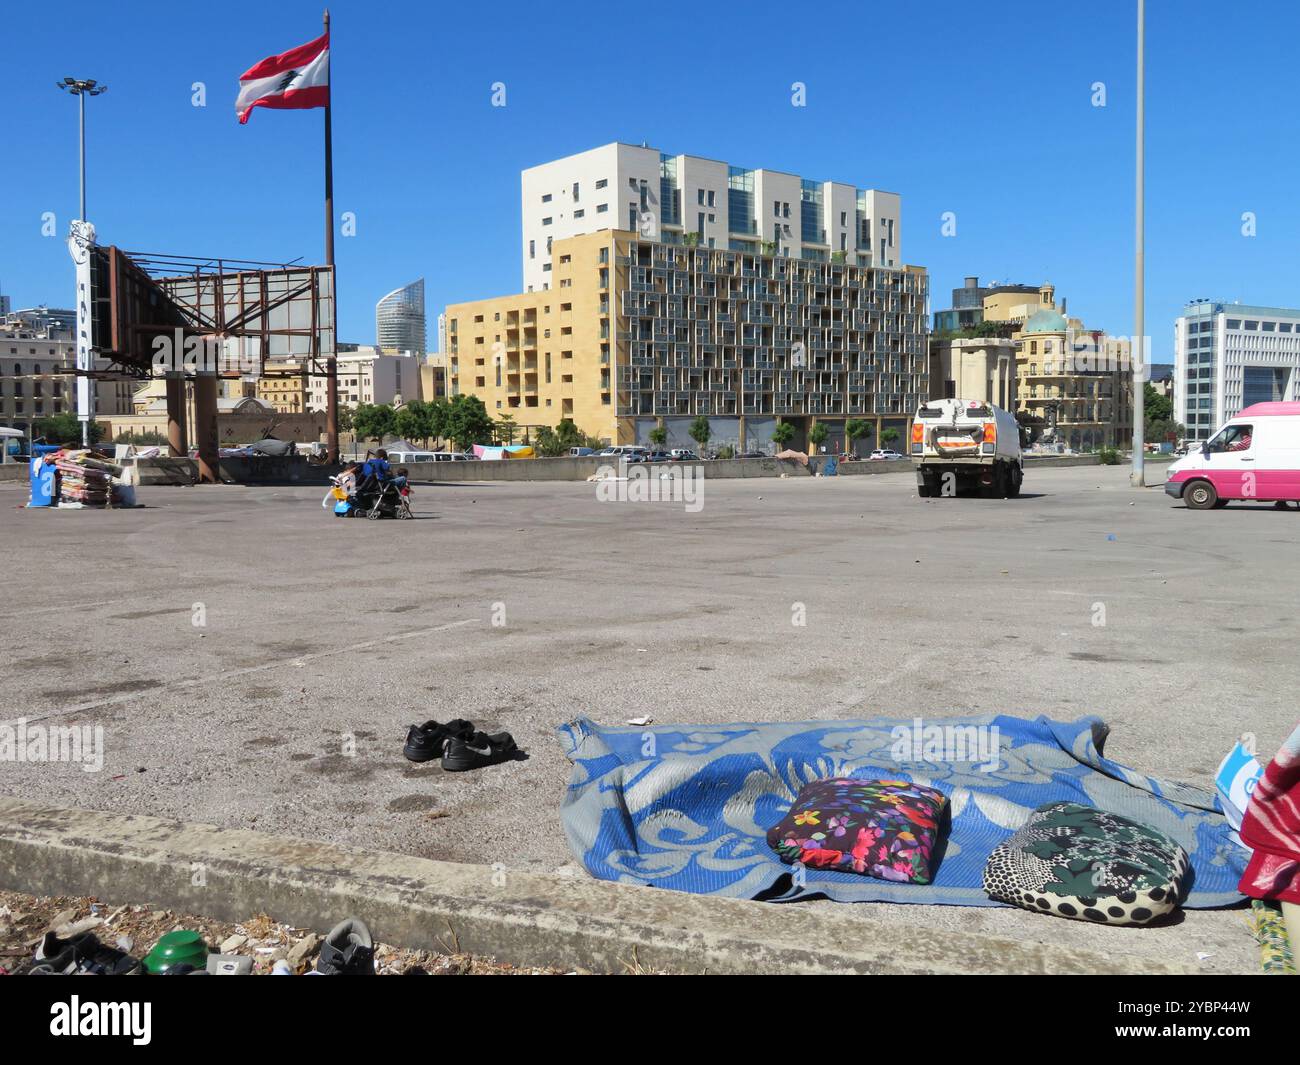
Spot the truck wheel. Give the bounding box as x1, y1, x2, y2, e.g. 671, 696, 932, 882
1005, 465, 1022, 498
1184, 479, 1218, 510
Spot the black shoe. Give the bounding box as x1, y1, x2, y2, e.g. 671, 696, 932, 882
403, 719, 474, 762
33, 931, 142, 975
442, 730, 518, 772
315, 918, 375, 975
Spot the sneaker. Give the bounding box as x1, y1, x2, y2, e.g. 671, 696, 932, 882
33, 931, 142, 975
403, 719, 474, 762
315, 918, 375, 975
442, 730, 519, 773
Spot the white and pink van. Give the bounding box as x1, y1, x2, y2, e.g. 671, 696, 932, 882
1165, 402, 1300, 509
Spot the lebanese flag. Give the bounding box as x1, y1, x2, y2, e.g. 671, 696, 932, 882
236, 31, 329, 124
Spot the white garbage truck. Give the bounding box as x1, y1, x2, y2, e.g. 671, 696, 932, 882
911, 398, 1024, 498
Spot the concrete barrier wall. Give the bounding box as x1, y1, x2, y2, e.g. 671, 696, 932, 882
0, 464, 26, 483
403, 453, 1121, 483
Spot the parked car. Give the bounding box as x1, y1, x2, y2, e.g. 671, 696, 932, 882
736, 450, 767, 459
597, 445, 650, 462
568, 447, 595, 457
669, 449, 699, 461
869, 449, 904, 461
646, 450, 672, 462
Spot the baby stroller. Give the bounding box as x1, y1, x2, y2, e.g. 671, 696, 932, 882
323, 471, 412, 519
357, 475, 412, 520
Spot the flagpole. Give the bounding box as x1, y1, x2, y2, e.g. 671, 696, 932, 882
323, 8, 339, 463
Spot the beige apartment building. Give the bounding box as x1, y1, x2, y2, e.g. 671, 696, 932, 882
1014, 308, 1133, 450
447, 229, 928, 452
0, 322, 134, 433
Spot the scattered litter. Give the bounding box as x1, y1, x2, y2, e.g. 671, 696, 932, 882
1196, 951, 1214, 961
627, 716, 653, 726
1106, 534, 1117, 541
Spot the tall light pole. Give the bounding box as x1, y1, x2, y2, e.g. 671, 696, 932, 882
57, 78, 107, 220
1131, 1, 1146, 487
57, 77, 107, 447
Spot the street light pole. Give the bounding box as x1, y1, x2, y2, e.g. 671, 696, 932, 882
57, 77, 107, 448
1131, 0, 1146, 487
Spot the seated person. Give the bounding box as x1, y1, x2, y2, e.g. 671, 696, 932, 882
392, 466, 409, 487
355, 450, 392, 498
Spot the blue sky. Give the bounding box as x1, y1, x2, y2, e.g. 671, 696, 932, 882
1, 0, 1296, 360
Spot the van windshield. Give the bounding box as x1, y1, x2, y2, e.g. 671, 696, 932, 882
1207, 424, 1253, 453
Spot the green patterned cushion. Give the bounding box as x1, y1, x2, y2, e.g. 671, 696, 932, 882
982, 801, 1191, 925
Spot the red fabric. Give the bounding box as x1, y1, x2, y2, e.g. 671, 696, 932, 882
1238, 723, 1300, 903
238, 31, 328, 81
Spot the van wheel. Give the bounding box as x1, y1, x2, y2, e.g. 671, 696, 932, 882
1213, 499, 1230, 509
1184, 480, 1218, 510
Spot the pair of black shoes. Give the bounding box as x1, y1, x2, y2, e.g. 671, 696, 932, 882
403, 718, 518, 772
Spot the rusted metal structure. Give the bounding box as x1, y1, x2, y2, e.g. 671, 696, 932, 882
85, 246, 336, 481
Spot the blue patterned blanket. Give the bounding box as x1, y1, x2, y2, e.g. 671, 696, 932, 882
556, 714, 1247, 907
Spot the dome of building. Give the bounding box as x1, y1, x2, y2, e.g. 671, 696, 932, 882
1022, 308, 1068, 334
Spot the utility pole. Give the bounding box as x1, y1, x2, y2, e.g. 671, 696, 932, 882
58, 77, 107, 449
1131, 0, 1146, 486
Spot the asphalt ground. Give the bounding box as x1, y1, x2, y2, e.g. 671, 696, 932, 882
1, 463, 1294, 974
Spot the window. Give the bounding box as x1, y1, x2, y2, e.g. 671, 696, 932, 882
595, 178, 607, 189
542, 217, 552, 226
574, 209, 584, 218
596, 203, 608, 213
529, 240, 535, 260
1226, 319, 1241, 329
572, 182, 579, 201
1207, 423, 1253, 453
1244, 320, 1258, 330
697, 189, 705, 205
707, 190, 716, 207
542, 193, 552, 203
598, 247, 609, 264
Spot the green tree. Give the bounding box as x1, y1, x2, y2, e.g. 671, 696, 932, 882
648, 425, 668, 448
554, 419, 585, 450
845, 418, 873, 455
533, 425, 563, 456
336, 405, 354, 432
443, 394, 494, 450
496, 412, 518, 445
808, 422, 829, 452
771, 421, 795, 449
35, 413, 104, 445
1144, 382, 1173, 424
394, 401, 433, 446
688, 415, 712, 451
350, 403, 397, 442
879, 427, 901, 449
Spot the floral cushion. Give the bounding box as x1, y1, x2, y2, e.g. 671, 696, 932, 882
766, 778, 948, 883
982, 801, 1191, 925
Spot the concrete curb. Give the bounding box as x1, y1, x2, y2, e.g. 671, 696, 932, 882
0, 799, 1196, 974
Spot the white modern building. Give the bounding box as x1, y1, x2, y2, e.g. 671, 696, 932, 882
304, 348, 423, 412
375, 279, 426, 355
1174, 300, 1300, 440
520, 142, 901, 292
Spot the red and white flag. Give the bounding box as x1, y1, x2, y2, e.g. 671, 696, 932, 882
235, 31, 330, 124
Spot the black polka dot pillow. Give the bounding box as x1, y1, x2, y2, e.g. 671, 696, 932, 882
982, 801, 1191, 925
